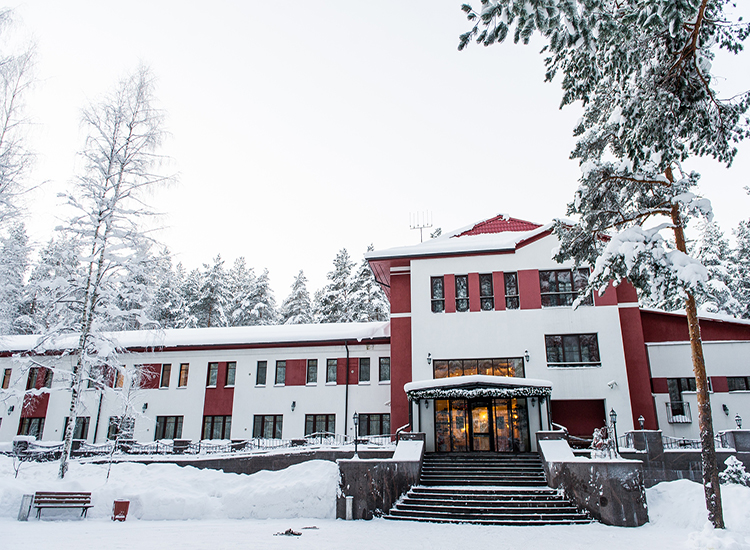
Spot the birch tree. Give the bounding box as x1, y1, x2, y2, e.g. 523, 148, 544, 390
52, 66, 172, 478
460, 0, 749, 527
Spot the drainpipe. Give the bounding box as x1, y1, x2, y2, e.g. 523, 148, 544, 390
344, 341, 350, 438
93, 390, 104, 443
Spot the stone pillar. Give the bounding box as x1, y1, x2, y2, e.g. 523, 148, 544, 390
721, 430, 750, 452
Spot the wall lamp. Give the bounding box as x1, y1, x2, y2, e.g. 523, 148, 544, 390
142, 403, 148, 412
427, 353, 432, 365
8, 405, 14, 414
524, 350, 530, 363
291, 401, 296, 412
723, 404, 730, 416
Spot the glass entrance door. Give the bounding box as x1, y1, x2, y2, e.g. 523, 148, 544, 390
470, 402, 492, 451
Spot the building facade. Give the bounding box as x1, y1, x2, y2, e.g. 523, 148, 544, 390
1, 214, 749, 452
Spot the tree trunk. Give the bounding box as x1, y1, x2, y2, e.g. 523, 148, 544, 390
671, 203, 725, 529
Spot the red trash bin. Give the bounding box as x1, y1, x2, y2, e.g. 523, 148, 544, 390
112, 500, 130, 521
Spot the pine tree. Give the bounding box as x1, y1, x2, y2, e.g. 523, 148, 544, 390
348, 245, 389, 322
315, 248, 354, 323
0, 223, 29, 334
460, 0, 750, 527
732, 220, 750, 319
148, 248, 182, 329
193, 255, 229, 328
280, 270, 313, 325
226, 257, 256, 327
247, 268, 277, 325
691, 220, 740, 317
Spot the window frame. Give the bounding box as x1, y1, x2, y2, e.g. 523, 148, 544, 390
1, 368, 10, 389
202, 415, 232, 440
160, 364, 171, 388
455, 275, 469, 312
275, 360, 286, 386
154, 415, 184, 440
178, 363, 189, 388
379, 357, 391, 382
225, 362, 236, 387
326, 359, 337, 384
433, 357, 525, 379
252, 414, 283, 439
504, 272, 519, 310
358, 413, 391, 436
544, 334, 601, 367
727, 376, 750, 392
256, 360, 267, 386
206, 362, 219, 387
479, 273, 494, 311
306, 359, 318, 385
539, 268, 592, 307
63, 416, 90, 441
304, 413, 336, 436
359, 358, 370, 383
431, 276, 445, 313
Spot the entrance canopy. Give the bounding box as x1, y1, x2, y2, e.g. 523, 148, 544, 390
404, 375, 552, 401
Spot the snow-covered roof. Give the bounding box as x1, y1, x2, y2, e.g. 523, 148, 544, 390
404, 375, 553, 393
404, 375, 553, 400
366, 214, 553, 260
0, 322, 391, 353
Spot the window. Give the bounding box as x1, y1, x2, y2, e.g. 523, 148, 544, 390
2, 368, 10, 389
539, 269, 592, 307
545, 334, 600, 367
504, 272, 519, 309
433, 358, 525, 379
107, 416, 134, 440
226, 362, 236, 387
358, 413, 390, 436
275, 361, 286, 385
479, 274, 494, 310
178, 364, 189, 387
114, 370, 125, 389
256, 361, 267, 386
305, 414, 335, 435
17, 417, 44, 439
160, 364, 171, 388
203, 415, 232, 439
379, 357, 391, 382
431, 276, 445, 313
666, 378, 697, 422
26, 368, 38, 390
44, 369, 53, 388
728, 377, 750, 391
359, 358, 370, 383
63, 417, 90, 440
253, 415, 283, 439
207, 362, 219, 387
306, 359, 318, 384
455, 275, 469, 312
155, 416, 184, 440
326, 359, 337, 384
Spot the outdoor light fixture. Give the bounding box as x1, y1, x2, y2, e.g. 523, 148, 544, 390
638, 415, 645, 429
530, 397, 537, 407
524, 350, 530, 363
424, 400, 429, 409
142, 403, 148, 412
736, 413, 743, 429
291, 401, 296, 412
7, 405, 14, 414
427, 353, 432, 365
723, 404, 730, 416
609, 409, 619, 454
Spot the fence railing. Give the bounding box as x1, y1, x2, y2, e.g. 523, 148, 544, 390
665, 402, 692, 424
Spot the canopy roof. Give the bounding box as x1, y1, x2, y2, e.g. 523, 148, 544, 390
404, 375, 553, 401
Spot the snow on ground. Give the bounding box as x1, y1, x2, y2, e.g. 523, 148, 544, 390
0, 456, 749, 550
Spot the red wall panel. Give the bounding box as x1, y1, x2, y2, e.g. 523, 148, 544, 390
390, 271, 411, 314
337, 357, 347, 385
444, 275, 456, 313
619, 307, 658, 429
203, 362, 234, 417
140, 363, 162, 390
712, 377, 729, 393
21, 392, 50, 418
468, 273, 480, 312
493, 271, 506, 311
641, 310, 750, 343
390, 316, 412, 434
593, 281, 618, 306
285, 359, 307, 386
550, 399, 606, 437
651, 378, 669, 394
518, 269, 541, 310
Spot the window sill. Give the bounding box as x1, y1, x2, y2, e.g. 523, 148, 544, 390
255, 384, 266, 388
274, 384, 285, 387
359, 381, 371, 386
378, 381, 391, 385
306, 382, 317, 387
176, 386, 187, 389
325, 382, 337, 386
159, 387, 169, 390
224, 385, 235, 389
206, 385, 217, 389
547, 363, 602, 369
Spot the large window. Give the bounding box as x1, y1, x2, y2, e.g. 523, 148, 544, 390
479, 274, 494, 310
108, 416, 134, 440
253, 415, 283, 439
2, 368, 10, 389
545, 334, 601, 367
359, 358, 370, 383
26, 367, 51, 390
256, 361, 267, 386
379, 357, 391, 382
455, 275, 469, 312
433, 358, 525, 379
307, 359, 318, 384
203, 415, 232, 439
326, 359, 337, 384
226, 362, 236, 387
727, 377, 750, 391
160, 364, 171, 388
155, 416, 184, 440
305, 414, 335, 435
504, 272, 519, 309
431, 276, 445, 313
666, 378, 698, 422
18, 417, 45, 439
358, 414, 390, 436
63, 417, 90, 440
539, 269, 592, 307
178, 364, 189, 387
206, 362, 219, 387
275, 361, 286, 385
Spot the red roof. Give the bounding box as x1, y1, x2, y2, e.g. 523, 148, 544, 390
454, 215, 542, 237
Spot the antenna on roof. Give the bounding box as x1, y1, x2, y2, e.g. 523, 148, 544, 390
409, 211, 433, 243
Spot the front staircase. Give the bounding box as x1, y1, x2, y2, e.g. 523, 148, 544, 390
384, 452, 591, 525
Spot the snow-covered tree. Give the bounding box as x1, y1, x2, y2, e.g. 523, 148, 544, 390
246, 268, 277, 325
40, 65, 174, 478
226, 257, 256, 326
148, 248, 182, 329
0, 222, 29, 334
315, 248, 354, 323
175, 266, 201, 328
460, 0, 750, 527
280, 270, 313, 325
348, 245, 389, 322
192, 255, 229, 328
731, 220, 750, 319
691, 220, 740, 316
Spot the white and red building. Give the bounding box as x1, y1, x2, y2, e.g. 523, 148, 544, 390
1, 214, 749, 452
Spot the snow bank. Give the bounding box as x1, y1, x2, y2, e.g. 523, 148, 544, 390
0, 456, 338, 520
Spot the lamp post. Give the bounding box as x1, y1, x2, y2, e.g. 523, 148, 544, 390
353, 412, 359, 458
735, 413, 743, 429
638, 415, 645, 430
609, 409, 619, 454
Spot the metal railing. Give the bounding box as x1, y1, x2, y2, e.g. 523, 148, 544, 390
666, 402, 692, 424
661, 434, 733, 450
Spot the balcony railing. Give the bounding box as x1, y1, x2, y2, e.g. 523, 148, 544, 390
666, 401, 692, 423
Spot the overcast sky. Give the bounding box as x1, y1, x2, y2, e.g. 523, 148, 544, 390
10, 1, 750, 296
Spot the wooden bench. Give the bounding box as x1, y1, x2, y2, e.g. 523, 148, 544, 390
32, 491, 93, 519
